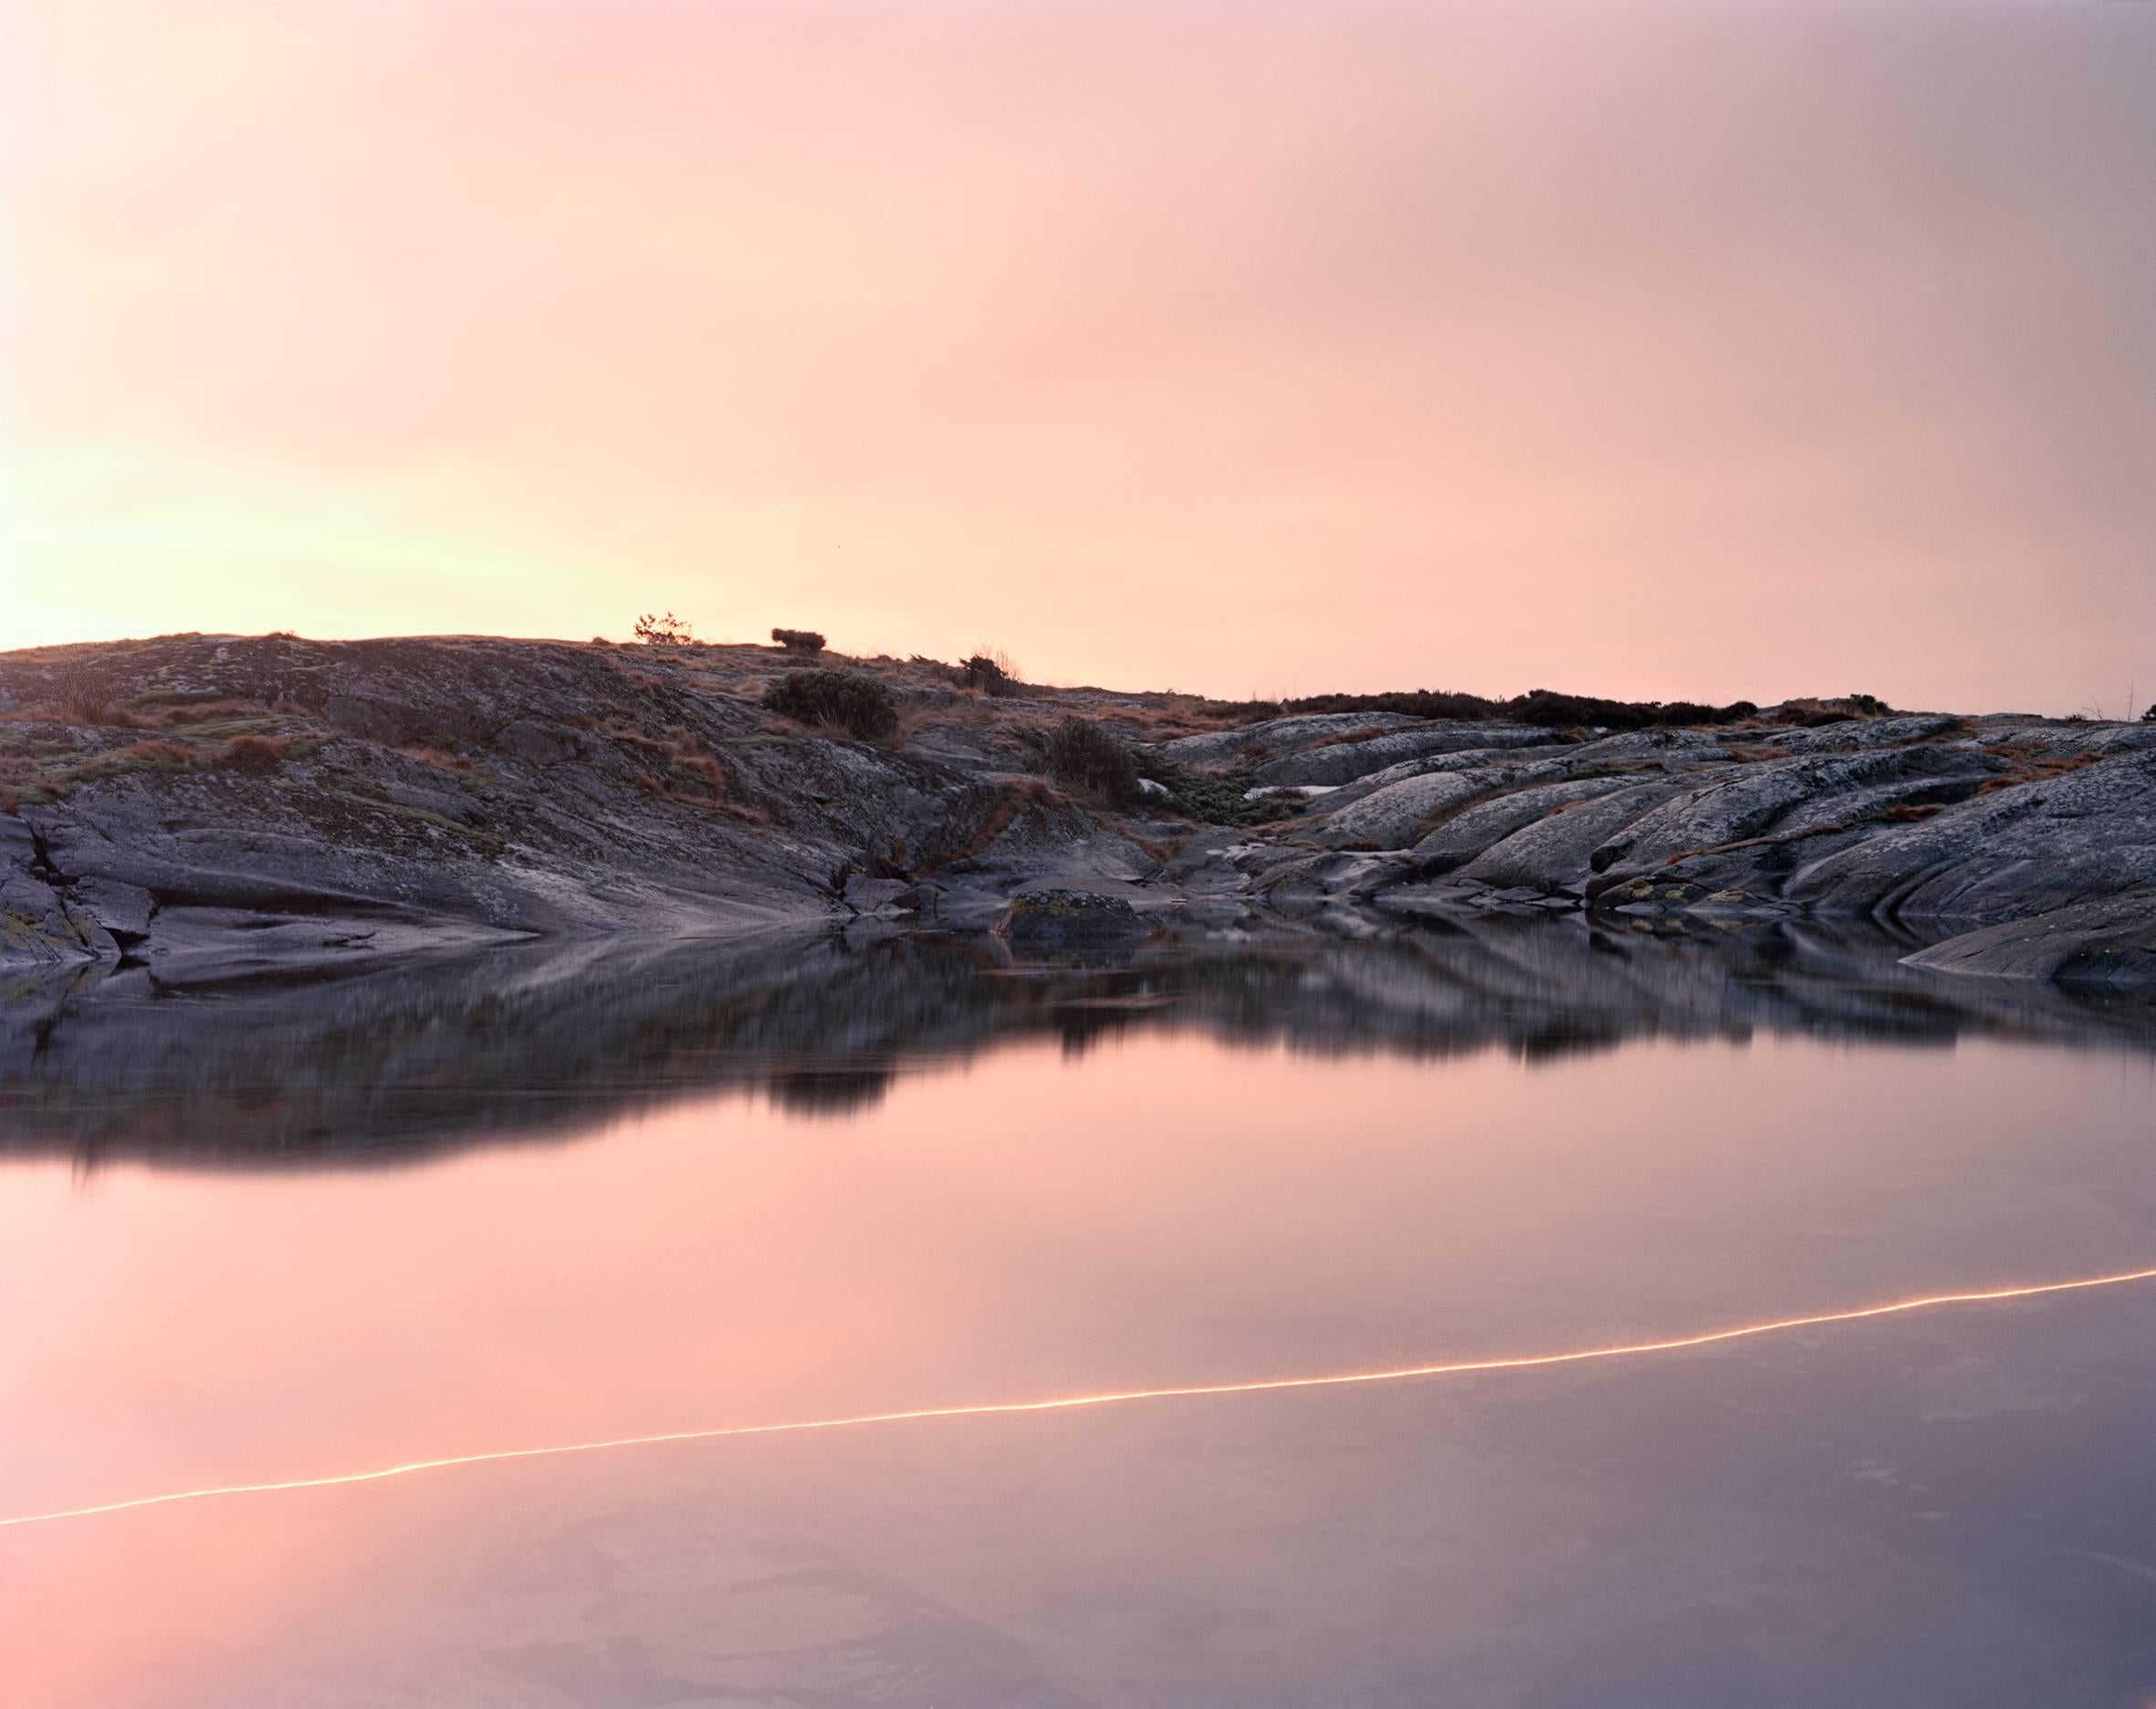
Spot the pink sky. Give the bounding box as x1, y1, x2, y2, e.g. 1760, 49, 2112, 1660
3, 0, 2151, 713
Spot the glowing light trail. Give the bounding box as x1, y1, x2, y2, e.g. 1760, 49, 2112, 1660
7, 1263, 2156, 1534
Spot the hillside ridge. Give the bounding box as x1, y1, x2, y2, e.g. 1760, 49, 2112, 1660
3, 633, 2151, 987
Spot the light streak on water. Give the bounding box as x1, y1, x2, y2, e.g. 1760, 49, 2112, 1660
6, 1263, 2154, 1534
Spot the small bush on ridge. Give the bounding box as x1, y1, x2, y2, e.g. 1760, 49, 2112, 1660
771, 627, 826, 655
959, 653, 1022, 697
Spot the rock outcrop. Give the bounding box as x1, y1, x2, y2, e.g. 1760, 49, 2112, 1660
5, 634, 2153, 990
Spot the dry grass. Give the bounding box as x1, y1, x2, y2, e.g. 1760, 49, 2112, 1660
1129, 830, 1186, 867
119, 739, 199, 765
0, 752, 43, 813
131, 697, 276, 730
0, 724, 331, 806
221, 733, 290, 773
397, 744, 476, 776
1299, 722, 1403, 752
912, 777, 1069, 875
1083, 698, 1226, 740
602, 720, 752, 815
1972, 750, 2102, 796
54, 738, 204, 791
51, 665, 113, 726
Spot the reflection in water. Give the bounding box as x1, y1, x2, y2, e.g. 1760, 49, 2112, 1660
4, 916, 2153, 1168
4, 923, 2156, 1707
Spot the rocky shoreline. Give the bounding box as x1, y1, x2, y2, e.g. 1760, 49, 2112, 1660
4, 633, 2153, 989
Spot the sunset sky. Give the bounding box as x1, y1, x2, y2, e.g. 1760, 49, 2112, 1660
3, 0, 2151, 714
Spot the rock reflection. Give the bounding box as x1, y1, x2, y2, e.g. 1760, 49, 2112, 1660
3, 917, 2152, 1169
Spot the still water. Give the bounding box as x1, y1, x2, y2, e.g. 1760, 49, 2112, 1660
4, 927, 2155, 1706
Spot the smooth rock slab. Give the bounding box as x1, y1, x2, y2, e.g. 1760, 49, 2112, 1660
1903, 890, 2156, 986
1455, 781, 1688, 893
1148, 713, 1423, 771
1257, 723, 1554, 788
1791, 753, 2156, 921
1588, 748, 2000, 887
1317, 760, 1566, 850
69, 876, 154, 940
1410, 776, 1638, 872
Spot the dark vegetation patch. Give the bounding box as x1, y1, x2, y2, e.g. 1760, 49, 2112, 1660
957, 653, 1027, 697
1240, 686, 1908, 732
1195, 698, 1285, 724
1272, 687, 1767, 730
1764, 695, 1896, 729
1132, 752, 1305, 825
1038, 718, 1141, 807
771, 627, 825, 655
762, 669, 899, 741
633, 612, 694, 646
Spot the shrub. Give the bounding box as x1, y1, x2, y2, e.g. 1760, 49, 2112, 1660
763, 670, 897, 741
1198, 698, 1284, 724
771, 627, 825, 655
959, 652, 1023, 696
633, 612, 693, 646
1041, 718, 1140, 807
2142, 703, 2155, 723
1134, 755, 1303, 825
48, 664, 110, 726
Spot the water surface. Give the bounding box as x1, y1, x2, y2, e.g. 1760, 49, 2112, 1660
4, 925, 2155, 1705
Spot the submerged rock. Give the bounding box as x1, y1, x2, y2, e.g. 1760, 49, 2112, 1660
993, 888, 1152, 952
